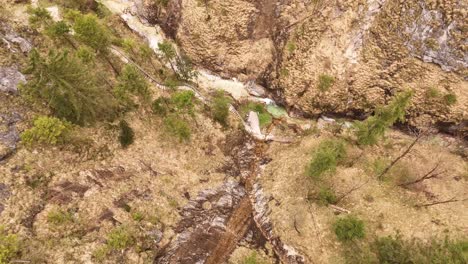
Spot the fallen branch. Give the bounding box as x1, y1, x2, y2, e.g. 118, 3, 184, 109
415, 197, 467, 208
399, 162, 445, 187
378, 132, 423, 180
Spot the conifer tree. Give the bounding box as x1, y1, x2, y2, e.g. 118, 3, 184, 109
21, 49, 118, 125
354, 90, 413, 146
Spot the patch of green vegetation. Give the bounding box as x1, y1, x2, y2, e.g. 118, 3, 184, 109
106, 226, 135, 250
333, 215, 365, 242
151, 91, 197, 141
443, 93, 457, 106
164, 115, 191, 142
317, 74, 335, 92
0, 227, 20, 264
286, 41, 296, 53
240, 102, 273, 128
306, 139, 347, 180
92, 245, 110, 263
72, 13, 110, 53
366, 157, 389, 176
354, 90, 413, 146
115, 64, 150, 106
317, 187, 338, 205
425, 87, 440, 99
21, 49, 118, 125
47, 209, 73, 225
76, 46, 96, 63
344, 235, 468, 264
118, 120, 134, 148
210, 90, 231, 126
21, 116, 71, 147
280, 68, 289, 77
241, 251, 268, 264
131, 212, 144, 222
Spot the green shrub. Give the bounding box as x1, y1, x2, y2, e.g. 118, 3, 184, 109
152, 97, 170, 116
72, 14, 110, 53
354, 90, 413, 146
333, 215, 365, 241
76, 46, 95, 63
28, 7, 52, 28
211, 91, 231, 126
45, 21, 71, 39
115, 65, 150, 105
118, 120, 134, 148
373, 235, 467, 264
425, 87, 440, 99
374, 235, 412, 264
0, 227, 20, 264
171, 90, 196, 116
47, 209, 73, 225
21, 116, 71, 147
164, 115, 191, 142
106, 226, 134, 250
317, 187, 337, 205
443, 93, 457, 106
317, 74, 335, 92
240, 102, 272, 128
306, 139, 347, 180
21, 49, 118, 125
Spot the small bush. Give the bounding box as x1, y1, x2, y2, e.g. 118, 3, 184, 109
354, 91, 413, 146
152, 97, 170, 116
118, 120, 134, 148
73, 14, 110, 53
76, 46, 95, 63
317, 74, 335, 92
317, 187, 338, 205
0, 227, 20, 264
211, 91, 231, 126
425, 87, 440, 99
106, 226, 134, 250
47, 209, 73, 225
374, 235, 412, 263
21, 116, 71, 147
115, 65, 150, 105
171, 90, 196, 116
373, 235, 468, 264
443, 93, 457, 106
333, 215, 365, 241
240, 102, 272, 128
306, 139, 347, 180
164, 115, 191, 142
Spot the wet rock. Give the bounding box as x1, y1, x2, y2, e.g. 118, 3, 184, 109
0, 67, 26, 94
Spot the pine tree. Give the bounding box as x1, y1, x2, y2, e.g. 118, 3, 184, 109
354, 90, 413, 146
21, 49, 118, 125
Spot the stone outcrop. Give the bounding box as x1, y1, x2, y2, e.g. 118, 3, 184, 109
140, 0, 467, 134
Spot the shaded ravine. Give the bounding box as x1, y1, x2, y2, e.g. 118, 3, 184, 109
155, 134, 304, 264
96, 1, 306, 262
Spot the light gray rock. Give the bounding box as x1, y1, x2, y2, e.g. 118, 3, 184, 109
0, 67, 26, 94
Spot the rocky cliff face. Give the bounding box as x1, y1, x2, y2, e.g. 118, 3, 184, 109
140, 0, 467, 134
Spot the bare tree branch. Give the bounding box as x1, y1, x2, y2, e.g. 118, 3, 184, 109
398, 162, 446, 187
378, 132, 424, 180
416, 197, 468, 208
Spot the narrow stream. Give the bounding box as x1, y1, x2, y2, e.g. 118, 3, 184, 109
98, 1, 306, 263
